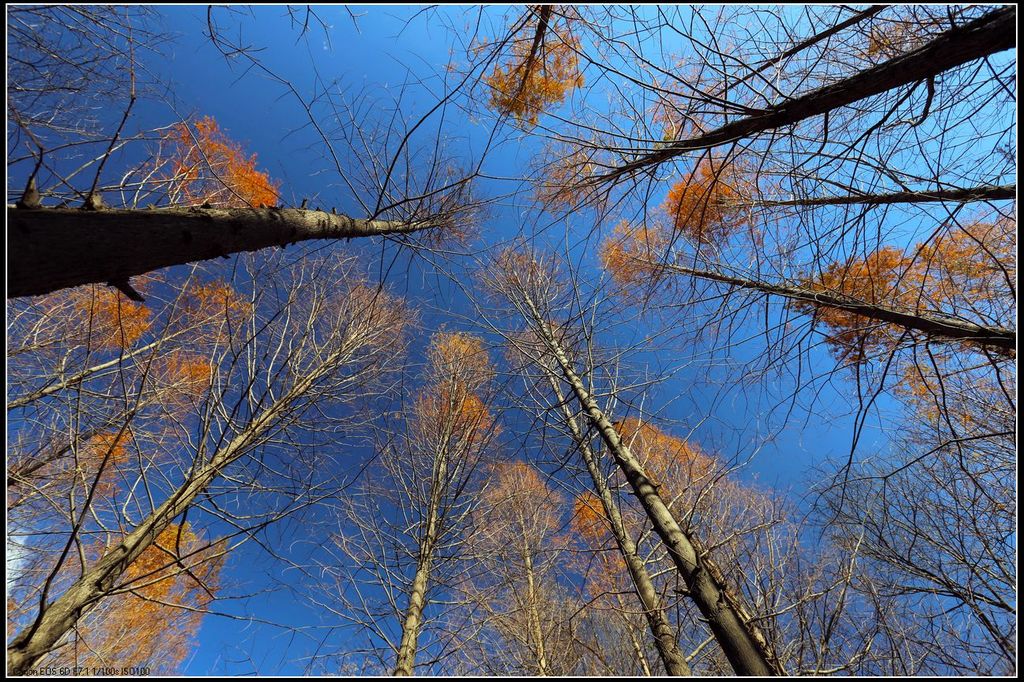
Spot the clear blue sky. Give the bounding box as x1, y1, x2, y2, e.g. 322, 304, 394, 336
10, 6, 915, 674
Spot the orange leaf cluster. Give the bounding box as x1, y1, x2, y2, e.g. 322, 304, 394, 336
663, 158, 753, 246
69, 523, 225, 673
162, 116, 280, 208
414, 332, 496, 448
571, 490, 609, 547
797, 216, 1015, 363
429, 332, 492, 391
533, 144, 596, 211
616, 418, 714, 487
68, 286, 151, 349
484, 12, 584, 126
152, 350, 213, 412
599, 220, 668, 290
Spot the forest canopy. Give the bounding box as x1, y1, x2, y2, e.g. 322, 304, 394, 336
6, 5, 1016, 677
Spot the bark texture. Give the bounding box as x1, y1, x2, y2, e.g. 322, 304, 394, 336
8, 206, 431, 299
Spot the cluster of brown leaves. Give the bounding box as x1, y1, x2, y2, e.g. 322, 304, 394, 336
483, 9, 584, 126
797, 216, 1015, 364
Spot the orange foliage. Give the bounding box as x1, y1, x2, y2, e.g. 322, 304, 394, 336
429, 332, 492, 391
663, 158, 753, 245
484, 9, 584, 126
616, 418, 715, 487
68, 286, 151, 349
176, 279, 252, 345
571, 491, 629, 599
414, 332, 496, 448
152, 350, 213, 413
600, 220, 669, 289
480, 461, 563, 542
76, 430, 133, 501
162, 116, 280, 208
571, 490, 609, 547
864, 14, 943, 61
797, 216, 1015, 363
65, 523, 225, 674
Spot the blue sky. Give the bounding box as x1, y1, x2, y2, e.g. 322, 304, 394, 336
9, 5, 961, 675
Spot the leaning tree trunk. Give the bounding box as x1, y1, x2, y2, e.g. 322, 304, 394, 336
597, 7, 1015, 184
658, 262, 1016, 353
8, 205, 433, 299
521, 295, 780, 676
744, 183, 1015, 209
546, 375, 691, 675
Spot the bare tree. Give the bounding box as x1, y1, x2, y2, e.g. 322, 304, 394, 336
311, 332, 498, 675
7, 252, 409, 675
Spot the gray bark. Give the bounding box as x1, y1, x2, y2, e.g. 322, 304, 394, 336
8, 205, 432, 299
520, 293, 779, 676
546, 376, 691, 675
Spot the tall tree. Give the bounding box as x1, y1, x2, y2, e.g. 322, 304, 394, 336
483, 248, 782, 676
8, 9, 482, 299
316, 332, 497, 675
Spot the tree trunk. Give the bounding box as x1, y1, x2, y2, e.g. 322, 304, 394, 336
746, 183, 1015, 209
546, 376, 691, 675
393, 557, 434, 676
521, 537, 551, 676
7, 206, 432, 299
394, 453, 446, 676
659, 262, 1016, 353
598, 7, 1015, 184
522, 296, 780, 676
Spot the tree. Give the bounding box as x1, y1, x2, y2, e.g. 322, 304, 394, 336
315, 332, 498, 675
506, 331, 690, 675
7, 253, 409, 675
462, 461, 581, 676
8, 8, 482, 299
483, 248, 781, 675
36, 523, 225, 675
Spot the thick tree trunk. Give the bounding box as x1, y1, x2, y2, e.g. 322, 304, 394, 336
660, 262, 1016, 353
547, 377, 691, 675
7, 206, 431, 299
598, 7, 1015, 185
522, 297, 779, 676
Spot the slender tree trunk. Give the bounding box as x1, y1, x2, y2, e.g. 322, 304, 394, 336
546, 376, 691, 675
393, 553, 434, 676
8, 206, 432, 299
658, 261, 1016, 352
622, 606, 653, 676
597, 7, 1015, 184
521, 295, 779, 676
520, 537, 551, 676
394, 453, 446, 676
